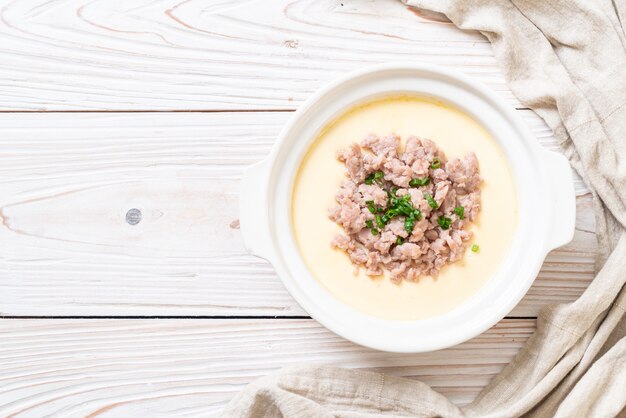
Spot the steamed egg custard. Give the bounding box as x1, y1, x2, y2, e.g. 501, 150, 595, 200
291, 96, 517, 320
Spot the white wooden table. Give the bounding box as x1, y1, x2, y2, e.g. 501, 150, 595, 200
0, 0, 596, 415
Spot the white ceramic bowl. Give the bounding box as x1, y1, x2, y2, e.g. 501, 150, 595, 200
239, 63, 575, 353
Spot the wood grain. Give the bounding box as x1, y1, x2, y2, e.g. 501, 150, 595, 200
0, 0, 600, 414
0, 111, 596, 317
0, 0, 521, 111
0, 318, 535, 415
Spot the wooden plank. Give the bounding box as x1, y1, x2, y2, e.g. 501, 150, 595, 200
0, 110, 595, 317
0, 318, 535, 415
0, 0, 521, 111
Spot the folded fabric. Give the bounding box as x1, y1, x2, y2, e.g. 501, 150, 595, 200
223, 1, 626, 416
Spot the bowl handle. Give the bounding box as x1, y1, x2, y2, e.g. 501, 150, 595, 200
541, 149, 576, 251
239, 159, 277, 263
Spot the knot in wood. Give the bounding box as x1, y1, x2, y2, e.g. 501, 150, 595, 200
126, 208, 142, 225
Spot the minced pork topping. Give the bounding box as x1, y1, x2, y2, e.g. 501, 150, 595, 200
328, 133, 482, 283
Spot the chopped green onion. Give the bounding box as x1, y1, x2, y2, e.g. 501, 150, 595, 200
365, 171, 384, 185
409, 177, 430, 187
471, 244, 479, 252
369, 171, 384, 185
437, 215, 452, 230
454, 206, 465, 219
424, 193, 439, 209
404, 217, 415, 233
362, 178, 427, 235
396, 237, 405, 245
430, 157, 441, 169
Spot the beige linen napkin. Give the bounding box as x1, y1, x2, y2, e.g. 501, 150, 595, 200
223, 1, 626, 416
